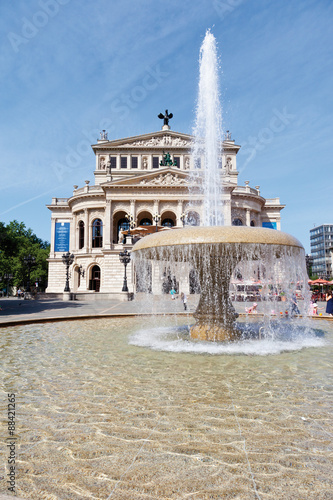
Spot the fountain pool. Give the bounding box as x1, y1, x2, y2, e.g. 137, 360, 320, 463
1, 317, 332, 499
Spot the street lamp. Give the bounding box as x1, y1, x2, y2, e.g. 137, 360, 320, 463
180, 212, 187, 227
23, 254, 36, 292
62, 252, 74, 292
119, 249, 131, 292
153, 213, 161, 232
0, 273, 13, 297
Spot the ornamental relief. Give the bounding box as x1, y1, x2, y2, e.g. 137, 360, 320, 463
251, 214, 259, 226
140, 173, 190, 186
231, 209, 245, 222
112, 205, 130, 215
159, 202, 177, 212
121, 135, 189, 148
135, 204, 153, 214
89, 211, 104, 223
88, 257, 104, 270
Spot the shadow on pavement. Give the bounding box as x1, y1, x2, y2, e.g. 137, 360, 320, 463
0, 298, 85, 317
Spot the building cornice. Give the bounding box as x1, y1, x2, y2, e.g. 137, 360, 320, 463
91, 129, 241, 154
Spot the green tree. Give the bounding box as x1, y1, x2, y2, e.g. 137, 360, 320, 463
0, 220, 49, 294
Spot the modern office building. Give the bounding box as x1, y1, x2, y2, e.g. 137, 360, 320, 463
46, 120, 285, 295
310, 224, 333, 279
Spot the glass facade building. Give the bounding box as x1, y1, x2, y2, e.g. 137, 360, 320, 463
310, 224, 333, 278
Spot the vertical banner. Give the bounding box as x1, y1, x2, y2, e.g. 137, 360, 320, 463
55, 222, 70, 252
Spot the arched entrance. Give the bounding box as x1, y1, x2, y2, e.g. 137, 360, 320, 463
161, 211, 176, 227
89, 265, 101, 292
113, 211, 129, 244
137, 210, 152, 227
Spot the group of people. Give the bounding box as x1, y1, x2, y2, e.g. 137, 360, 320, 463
168, 286, 333, 317
244, 291, 333, 317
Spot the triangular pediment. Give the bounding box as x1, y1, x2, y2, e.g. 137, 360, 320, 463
102, 168, 197, 188
92, 129, 193, 150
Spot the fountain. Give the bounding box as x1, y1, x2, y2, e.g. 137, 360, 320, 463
132, 30, 307, 341
0, 31, 330, 500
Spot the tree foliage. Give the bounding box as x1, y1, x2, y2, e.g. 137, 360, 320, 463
0, 220, 49, 293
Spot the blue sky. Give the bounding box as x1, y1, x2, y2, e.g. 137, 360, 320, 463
0, 0, 332, 252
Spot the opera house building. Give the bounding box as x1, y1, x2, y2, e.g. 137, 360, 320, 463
46, 122, 284, 297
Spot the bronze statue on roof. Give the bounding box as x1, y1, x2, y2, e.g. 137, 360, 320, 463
158, 109, 173, 126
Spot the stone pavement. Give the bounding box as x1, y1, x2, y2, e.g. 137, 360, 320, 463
0, 294, 197, 326
0, 295, 329, 326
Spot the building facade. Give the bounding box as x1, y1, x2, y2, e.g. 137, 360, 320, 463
46, 124, 285, 295
310, 224, 333, 279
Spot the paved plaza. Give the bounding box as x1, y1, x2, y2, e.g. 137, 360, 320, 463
0, 294, 329, 327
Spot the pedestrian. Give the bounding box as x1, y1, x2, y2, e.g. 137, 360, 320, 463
170, 287, 176, 300
326, 291, 333, 316
290, 293, 300, 315
17, 288, 23, 299
180, 292, 187, 310
245, 302, 257, 314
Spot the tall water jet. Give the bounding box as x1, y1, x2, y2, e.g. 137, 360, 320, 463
192, 30, 224, 226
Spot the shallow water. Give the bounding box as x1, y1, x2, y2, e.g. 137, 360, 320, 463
0, 317, 332, 499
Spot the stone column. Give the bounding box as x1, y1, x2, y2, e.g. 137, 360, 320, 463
84, 209, 90, 252
72, 214, 77, 251
246, 209, 251, 227
116, 154, 120, 170
223, 198, 232, 226
130, 200, 136, 223
153, 199, 159, 215
177, 200, 183, 226
104, 199, 112, 250
50, 218, 56, 256
151, 262, 161, 294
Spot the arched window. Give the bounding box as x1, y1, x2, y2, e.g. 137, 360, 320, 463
250, 220, 255, 227
79, 221, 84, 249
139, 218, 152, 226
232, 218, 243, 226
89, 265, 101, 292
162, 218, 174, 227
92, 219, 103, 248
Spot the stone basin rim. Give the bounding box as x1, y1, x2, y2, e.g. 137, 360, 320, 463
132, 226, 304, 252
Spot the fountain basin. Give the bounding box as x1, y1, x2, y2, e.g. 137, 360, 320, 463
132, 226, 303, 254
132, 226, 305, 341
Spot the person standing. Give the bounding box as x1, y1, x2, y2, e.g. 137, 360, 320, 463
170, 287, 176, 300
290, 293, 300, 315
180, 292, 187, 310
326, 291, 333, 316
